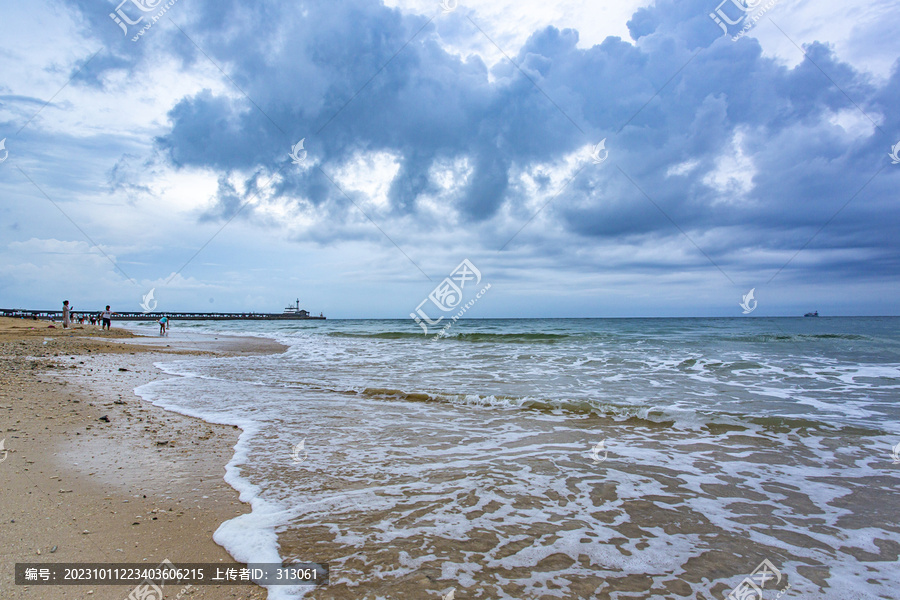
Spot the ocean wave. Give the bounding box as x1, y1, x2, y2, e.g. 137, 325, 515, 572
328, 331, 573, 343
356, 386, 882, 434
453, 332, 571, 342
725, 333, 871, 343
327, 331, 423, 340
321, 329, 877, 346
676, 358, 766, 371
746, 415, 884, 434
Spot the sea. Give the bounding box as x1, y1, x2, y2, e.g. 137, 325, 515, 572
122, 317, 900, 600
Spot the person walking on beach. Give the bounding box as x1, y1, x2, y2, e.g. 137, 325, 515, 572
100, 305, 115, 330
62, 300, 70, 329
158, 315, 168, 336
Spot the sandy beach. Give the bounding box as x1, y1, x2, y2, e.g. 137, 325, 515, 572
0, 317, 285, 600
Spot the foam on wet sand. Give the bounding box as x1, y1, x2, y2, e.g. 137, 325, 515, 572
0, 316, 283, 600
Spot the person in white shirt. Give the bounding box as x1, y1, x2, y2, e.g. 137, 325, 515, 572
100, 305, 116, 330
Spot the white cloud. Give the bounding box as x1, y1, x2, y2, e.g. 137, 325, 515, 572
385, 0, 653, 67
747, 0, 900, 78
827, 108, 880, 138
332, 150, 402, 210
667, 159, 700, 178
702, 130, 756, 201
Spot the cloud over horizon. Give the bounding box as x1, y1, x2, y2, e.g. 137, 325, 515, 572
0, 0, 898, 316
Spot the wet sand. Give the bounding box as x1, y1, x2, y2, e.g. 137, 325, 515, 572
0, 317, 285, 600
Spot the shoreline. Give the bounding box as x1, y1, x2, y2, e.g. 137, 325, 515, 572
0, 317, 286, 600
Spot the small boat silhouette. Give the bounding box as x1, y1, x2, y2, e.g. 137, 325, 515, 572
803, 311, 819, 317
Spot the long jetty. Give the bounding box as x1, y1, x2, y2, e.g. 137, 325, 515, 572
1, 309, 325, 321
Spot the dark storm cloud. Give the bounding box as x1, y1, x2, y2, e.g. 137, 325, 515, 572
70, 0, 899, 277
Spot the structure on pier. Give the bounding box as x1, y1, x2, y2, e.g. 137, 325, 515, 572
282, 298, 309, 317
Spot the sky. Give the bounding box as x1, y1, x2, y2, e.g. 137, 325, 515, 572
0, 0, 898, 318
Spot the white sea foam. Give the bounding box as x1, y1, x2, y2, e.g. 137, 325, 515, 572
121, 318, 900, 599
134, 376, 303, 599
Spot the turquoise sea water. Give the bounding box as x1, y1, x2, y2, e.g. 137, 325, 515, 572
127, 317, 900, 599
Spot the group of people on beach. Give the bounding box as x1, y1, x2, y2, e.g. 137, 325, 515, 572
60, 300, 169, 336
61, 301, 114, 330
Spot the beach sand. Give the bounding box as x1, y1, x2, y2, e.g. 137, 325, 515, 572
0, 317, 285, 599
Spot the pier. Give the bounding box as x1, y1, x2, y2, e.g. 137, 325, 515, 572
1, 309, 326, 321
